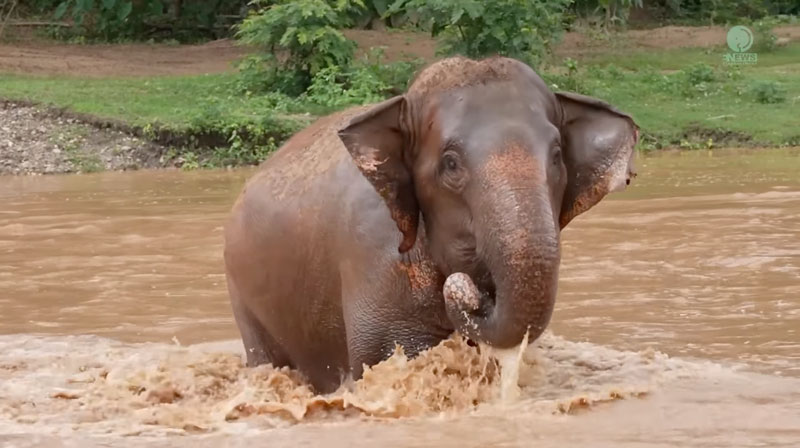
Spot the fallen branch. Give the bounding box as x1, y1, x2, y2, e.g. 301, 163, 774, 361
3, 20, 72, 27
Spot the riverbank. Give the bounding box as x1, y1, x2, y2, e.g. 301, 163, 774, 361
1, 25, 799, 175
0, 102, 168, 175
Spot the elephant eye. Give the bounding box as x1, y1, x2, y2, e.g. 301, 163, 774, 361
552, 147, 562, 165
445, 155, 458, 171
439, 150, 467, 192
441, 151, 460, 171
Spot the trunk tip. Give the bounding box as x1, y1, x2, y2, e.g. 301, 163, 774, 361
443, 272, 481, 312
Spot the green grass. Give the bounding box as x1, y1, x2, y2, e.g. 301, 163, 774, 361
0, 73, 321, 128
549, 42, 800, 148
577, 41, 800, 71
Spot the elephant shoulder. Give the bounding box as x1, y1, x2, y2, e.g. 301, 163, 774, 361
252, 104, 375, 202
266, 104, 376, 165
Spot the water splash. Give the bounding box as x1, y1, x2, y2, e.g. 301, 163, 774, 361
487, 330, 530, 404
0, 330, 710, 438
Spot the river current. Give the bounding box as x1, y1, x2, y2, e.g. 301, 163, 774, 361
1, 148, 799, 447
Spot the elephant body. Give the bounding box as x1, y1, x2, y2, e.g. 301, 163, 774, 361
224, 56, 639, 393
224, 108, 452, 392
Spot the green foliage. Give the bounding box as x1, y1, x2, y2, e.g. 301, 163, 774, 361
571, 0, 643, 27
360, 48, 423, 95
303, 49, 421, 107
344, 0, 408, 28
206, 138, 278, 168
388, 0, 571, 68
46, 0, 247, 42
647, 0, 798, 23
683, 62, 715, 84
235, 54, 309, 97
305, 65, 387, 107
752, 17, 778, 52
599, 0, 643, 27
236, 0, 362, 94
750, 80, 786, 103
53, 0, 136, 40
541, 57, 589, 94
179, 151, 200, 171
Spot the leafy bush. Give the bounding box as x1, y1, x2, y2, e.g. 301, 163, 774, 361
48, 0, 247, 42
345, 0, 410, 28
236, 0, 362, 94
353, 47, 423, 93
305, 65, 387, 107
388, 0, 572, 68
683, 63, 715, 86
574, 0, 644, 28
304, 49, 422, 107
752, 18, 778, 52
235, 54, 310, 97
541, 58, 590, 94
652, 0, 767, 23
678, 62, 719, 97
647, 0, 797, 23
750, 80, 786, 103
54, 0, 138, 40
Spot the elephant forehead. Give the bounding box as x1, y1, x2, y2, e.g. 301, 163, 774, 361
480, 143, 542, 186
408, 56, 517, 98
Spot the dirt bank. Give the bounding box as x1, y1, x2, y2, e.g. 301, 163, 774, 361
0, 29, 433, 78
556, 24, 800, 57
0, 102, 168, 175
0, 39, 247, 78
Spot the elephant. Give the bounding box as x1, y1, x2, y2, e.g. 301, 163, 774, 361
223, 55, 639, 393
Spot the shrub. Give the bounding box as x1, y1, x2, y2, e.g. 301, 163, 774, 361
679, 62, 719, 97
305, 65, 386, 107
354, 47, 423, 94
571, 0, 645, 28
235, 54, 309, 97
750, 80, 786, 104
683, 62, 715, 86
653, 0, 768, 23
49, 0, 246, 42
236, 0, 362, 95
541, 58, 589, 94
752, 18, 778, 52
304, 49, 422, 107
388, 0, 572, 68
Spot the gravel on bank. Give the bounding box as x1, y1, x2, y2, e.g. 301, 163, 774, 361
1, 103, 169, 175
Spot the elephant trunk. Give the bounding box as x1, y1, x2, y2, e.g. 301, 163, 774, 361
443, 183, 560, 348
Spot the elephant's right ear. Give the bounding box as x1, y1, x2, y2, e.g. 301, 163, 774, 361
338, 95, 418, 253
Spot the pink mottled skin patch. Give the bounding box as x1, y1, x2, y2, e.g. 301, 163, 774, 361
443, 273, 481, 312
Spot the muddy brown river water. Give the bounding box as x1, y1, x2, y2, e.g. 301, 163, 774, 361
1, 148, 800, 447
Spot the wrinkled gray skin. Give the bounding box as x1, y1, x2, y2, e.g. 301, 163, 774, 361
224, 56, 639, 393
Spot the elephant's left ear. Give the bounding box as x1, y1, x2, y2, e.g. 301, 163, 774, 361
338, 95, 419, 253
556, 92, 639, 229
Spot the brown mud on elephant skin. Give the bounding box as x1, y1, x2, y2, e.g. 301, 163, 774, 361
397, 254, 444, 298
404, 56, 515, 99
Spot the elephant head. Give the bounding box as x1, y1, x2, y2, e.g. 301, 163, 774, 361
338, 56, 638, 348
